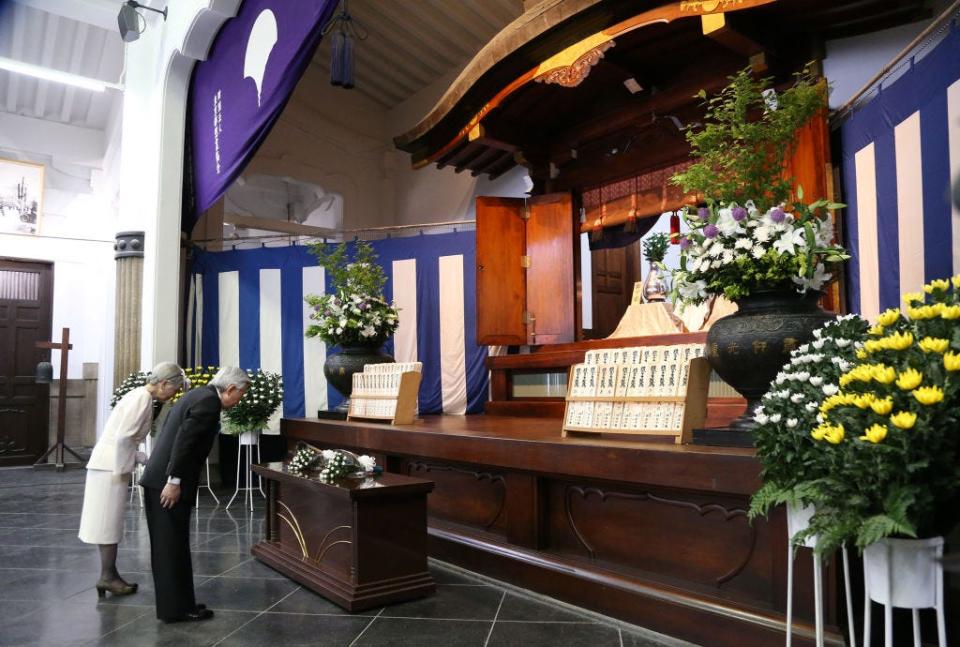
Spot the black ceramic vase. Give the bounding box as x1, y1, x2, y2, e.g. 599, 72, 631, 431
323, 343, 394, 416
706, 290, 833, 432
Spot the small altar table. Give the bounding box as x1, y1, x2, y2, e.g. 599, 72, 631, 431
251, 462, 436, 611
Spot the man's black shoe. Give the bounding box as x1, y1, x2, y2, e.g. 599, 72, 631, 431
163, 608, 214, 623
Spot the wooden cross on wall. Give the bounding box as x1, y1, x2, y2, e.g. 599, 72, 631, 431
35, 327, 83, 470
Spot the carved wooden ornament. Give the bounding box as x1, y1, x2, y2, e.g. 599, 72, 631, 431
534, 40, 615, 88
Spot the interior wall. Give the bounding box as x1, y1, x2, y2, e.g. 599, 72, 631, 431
242, 63, 396, 231
387, 68, 532, 226
0, 144, 118, 437
823, 8, 949, 109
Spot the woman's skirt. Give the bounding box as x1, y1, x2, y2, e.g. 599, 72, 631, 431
78, 468, 129, 545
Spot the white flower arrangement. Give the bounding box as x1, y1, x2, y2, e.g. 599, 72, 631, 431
749, 315, 869, 520
221, 369, 284, 435
670, 199, 848, 306
305, 241, 400, 347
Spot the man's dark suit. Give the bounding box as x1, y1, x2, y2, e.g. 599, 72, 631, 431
140, 385, 221, 621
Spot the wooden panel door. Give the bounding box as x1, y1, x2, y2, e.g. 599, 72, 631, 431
476, 197, 527, 345
0, 258, 52, 466
526, 193, 574, 344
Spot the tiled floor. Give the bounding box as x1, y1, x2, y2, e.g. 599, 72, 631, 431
0, 466, 693, 647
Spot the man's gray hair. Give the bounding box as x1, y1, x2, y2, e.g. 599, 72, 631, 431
209, 366, 250, 392
147, 362, 185, 388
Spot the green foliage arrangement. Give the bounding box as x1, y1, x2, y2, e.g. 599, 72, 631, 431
667, 67, 848, 305
671, 66, 824, 210
749, 315, 869, 523
304, 241, 400, 347
221, 369, 284, 435
641, 233, 670, 264
796, 276, 960, 554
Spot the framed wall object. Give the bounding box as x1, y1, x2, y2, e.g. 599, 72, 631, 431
0, 158, 44, 235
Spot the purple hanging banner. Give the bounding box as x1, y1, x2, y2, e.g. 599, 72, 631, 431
182, 0, 338, 231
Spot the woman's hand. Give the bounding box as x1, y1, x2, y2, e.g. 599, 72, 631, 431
135, 451, 148, 465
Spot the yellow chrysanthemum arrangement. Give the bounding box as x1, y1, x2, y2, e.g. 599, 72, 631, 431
171, 366, 219, 402
800, 275, 960, 554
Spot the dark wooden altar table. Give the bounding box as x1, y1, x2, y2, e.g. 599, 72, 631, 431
250, 462, 435, 611
281, 415, 843, 647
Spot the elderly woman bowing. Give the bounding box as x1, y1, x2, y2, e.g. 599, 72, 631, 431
78, 362, 186, 597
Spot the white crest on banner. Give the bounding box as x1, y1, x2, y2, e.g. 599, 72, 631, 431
244, 10, 278, 106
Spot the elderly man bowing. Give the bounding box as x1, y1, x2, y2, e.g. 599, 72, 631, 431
140, 366, 250, 623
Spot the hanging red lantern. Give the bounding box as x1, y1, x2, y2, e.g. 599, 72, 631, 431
669, 212, 681, 244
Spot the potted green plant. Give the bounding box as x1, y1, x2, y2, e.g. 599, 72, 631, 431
640, 232, 670, 302
305, 240, 400, 415
668, 66, 848, 430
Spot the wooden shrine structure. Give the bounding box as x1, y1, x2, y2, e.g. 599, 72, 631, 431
277, 0, 933, 645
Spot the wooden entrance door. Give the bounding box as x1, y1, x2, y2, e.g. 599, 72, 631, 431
0, 258, 53, 466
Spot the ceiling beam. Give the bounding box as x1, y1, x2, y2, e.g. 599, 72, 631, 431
33, 13, 61, 120
12, 0, 117, 32
369, 1, 467, 65
472, 149, 512, 176
83, 28, 116, 128
60, 22, 90, 123
486, 154, 518, 181
352, 54, 414, 104
701, 12, 768, 67
406, 2, 484, 61
460, 0, 512, 34
5, 3, 27, 114
428, 0, 496, 43
353, 34, 434, 90
349, 5, 446, 77
310, 58, 396, 108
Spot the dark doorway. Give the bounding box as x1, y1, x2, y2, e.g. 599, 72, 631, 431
589, 241, 641, 339
0, 257, 53, 466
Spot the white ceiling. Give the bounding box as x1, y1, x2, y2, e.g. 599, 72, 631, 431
0, 0, 124, 130
312, 0, 523, 109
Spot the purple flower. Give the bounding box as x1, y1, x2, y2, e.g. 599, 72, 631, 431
770, 207, 786, 223
697, 207, 709, 220
731, 206, 747, 221
703, 224, 719, 239
679, 237, 691, 250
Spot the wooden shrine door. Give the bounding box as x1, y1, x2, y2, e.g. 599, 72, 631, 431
0, 258, 53, 466
476, 193, 575, 345
590, 243, 641, 339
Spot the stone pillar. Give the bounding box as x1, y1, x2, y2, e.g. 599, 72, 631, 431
114, 231, 145, 385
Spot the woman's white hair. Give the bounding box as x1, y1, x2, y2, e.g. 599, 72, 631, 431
147, 362, 185, 388
209, 366, 251, 392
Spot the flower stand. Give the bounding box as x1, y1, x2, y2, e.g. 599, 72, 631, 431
784, 503, 857, 647
863, 536, 946, 647
195, 458, 220, 507
226, 430, 265, 512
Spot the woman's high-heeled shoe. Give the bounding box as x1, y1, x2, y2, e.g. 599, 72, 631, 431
95, 579, 138, 598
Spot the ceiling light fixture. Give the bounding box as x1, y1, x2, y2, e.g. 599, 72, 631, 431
0, 56, 122, 92
623, 77, 643, 94
118, 1, 168, 43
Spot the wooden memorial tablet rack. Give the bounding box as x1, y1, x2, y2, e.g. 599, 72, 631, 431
346, 364, 422, 426
562, 345, 711, 444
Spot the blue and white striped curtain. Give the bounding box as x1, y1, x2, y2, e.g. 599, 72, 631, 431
185, 231, 488, 420
840, 24, 960, 319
